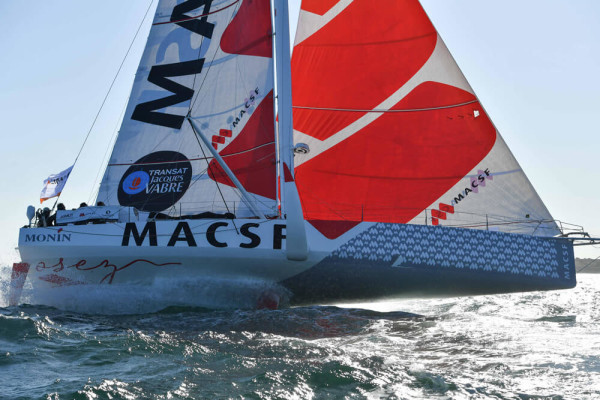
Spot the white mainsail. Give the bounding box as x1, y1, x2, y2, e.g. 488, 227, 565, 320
291, 0, 559, 236
98, 0, 277, 218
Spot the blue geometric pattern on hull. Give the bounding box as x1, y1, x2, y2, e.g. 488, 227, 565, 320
283, 223, 576, 304
335, 223, 573, 280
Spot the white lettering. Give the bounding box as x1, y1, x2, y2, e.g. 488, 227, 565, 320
146, 182, 185, 194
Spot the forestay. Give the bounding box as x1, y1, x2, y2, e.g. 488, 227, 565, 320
98, 0, 277, 218
291, 0, 559, 236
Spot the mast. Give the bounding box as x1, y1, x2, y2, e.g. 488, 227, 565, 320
273, 0, 293, 217
273, 0, 308, 260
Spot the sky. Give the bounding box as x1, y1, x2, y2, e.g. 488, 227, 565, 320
0, 0, 598, 262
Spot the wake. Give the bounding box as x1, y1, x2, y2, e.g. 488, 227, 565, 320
1, 251, 290, 314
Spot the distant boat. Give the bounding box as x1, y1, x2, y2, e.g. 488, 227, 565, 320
13, 0, 591, 308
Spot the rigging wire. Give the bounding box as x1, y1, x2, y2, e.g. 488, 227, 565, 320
189, 121, 239, 233
183, 1, 248, 224
192, 125, 230, 213
87, 101, 128, 205
184, 3, 240, 219
53, 0, 156, 208
106, 142, 273, 168
576, 254, 600, 273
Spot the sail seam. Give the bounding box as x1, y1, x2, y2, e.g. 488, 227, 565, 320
299, 32, 438, 48
219, 141, 276, 158
188, 2, 242, 113
293, 100, 479, 113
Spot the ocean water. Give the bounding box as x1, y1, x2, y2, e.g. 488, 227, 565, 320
1, 260, 599, 399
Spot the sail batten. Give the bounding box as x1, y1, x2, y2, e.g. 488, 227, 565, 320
293, 100, 480, 113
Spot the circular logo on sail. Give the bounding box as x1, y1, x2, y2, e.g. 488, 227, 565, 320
122, 171, 150, 195
117, 151, 192, 212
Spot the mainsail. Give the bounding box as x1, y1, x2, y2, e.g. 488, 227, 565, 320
291, 0, 559, 236
98, 0, 277, 217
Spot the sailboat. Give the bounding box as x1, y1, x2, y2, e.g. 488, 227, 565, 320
12, 0, 588, 308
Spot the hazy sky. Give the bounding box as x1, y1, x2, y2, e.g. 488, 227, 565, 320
0, 0, 598, 262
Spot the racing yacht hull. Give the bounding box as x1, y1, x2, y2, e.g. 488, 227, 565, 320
17, 219, 577, 306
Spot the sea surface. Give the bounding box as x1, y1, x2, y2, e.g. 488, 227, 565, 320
1, 258, 599, 399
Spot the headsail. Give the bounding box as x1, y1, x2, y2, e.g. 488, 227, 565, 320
291, 0, 559, 236
98, 0, 277, 218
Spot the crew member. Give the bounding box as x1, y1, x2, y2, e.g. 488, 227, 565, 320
47, 203, 66, 226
